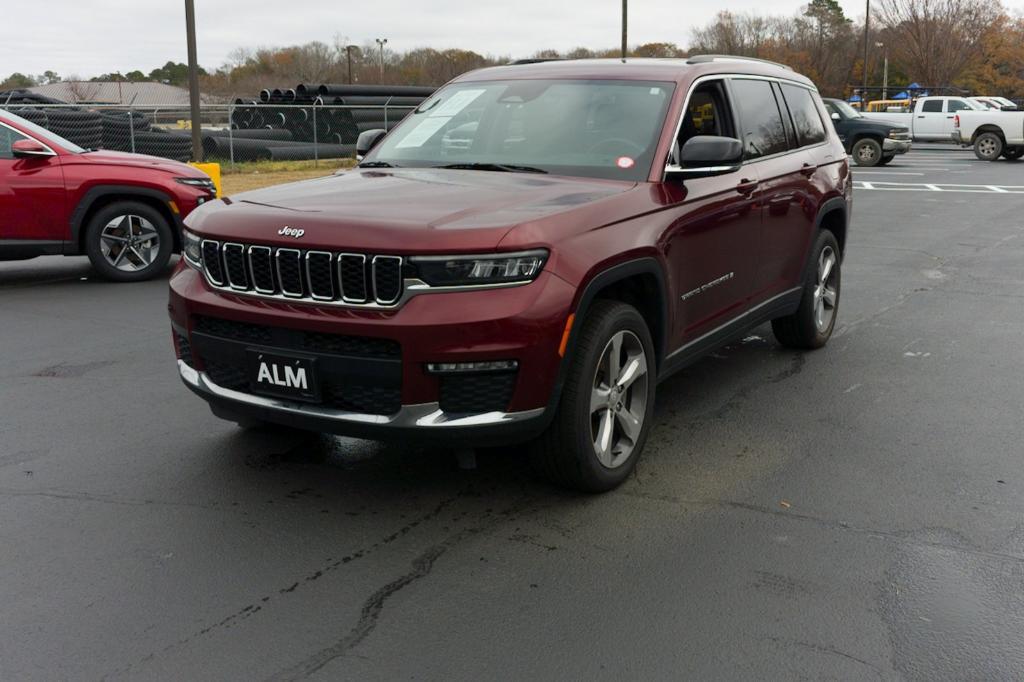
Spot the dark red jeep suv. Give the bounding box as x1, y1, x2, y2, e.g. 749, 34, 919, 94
1, 109, 216, 281
170, 56, 851, 492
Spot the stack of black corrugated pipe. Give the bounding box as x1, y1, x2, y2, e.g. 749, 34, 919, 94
217, 83, 434, 161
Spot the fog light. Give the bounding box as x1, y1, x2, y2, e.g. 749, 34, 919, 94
426, 360, 518, 374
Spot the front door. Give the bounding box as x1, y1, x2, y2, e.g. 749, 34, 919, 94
913, 99, 949, 140
661, 78, 759, 349
0, 123, 66, 243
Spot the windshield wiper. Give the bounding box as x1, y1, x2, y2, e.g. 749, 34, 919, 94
434, 162, 548, 174
359, 161, 398, 168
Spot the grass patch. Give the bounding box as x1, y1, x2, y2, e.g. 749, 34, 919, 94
217, 158, 358, 196
220, 158, 356, 175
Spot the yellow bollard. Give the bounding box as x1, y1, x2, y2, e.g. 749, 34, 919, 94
189, 162, 222, 198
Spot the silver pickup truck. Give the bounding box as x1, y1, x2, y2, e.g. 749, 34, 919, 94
952, 110, 1024, 160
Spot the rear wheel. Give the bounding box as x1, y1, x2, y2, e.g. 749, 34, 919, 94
84, 200, 173, 282
852, 138, 883, 166
772, 229, 841, 350
973, 132, 1003, 161
530, 300, 656, 493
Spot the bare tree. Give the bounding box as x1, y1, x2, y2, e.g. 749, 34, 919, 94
874, 0, 1002, 86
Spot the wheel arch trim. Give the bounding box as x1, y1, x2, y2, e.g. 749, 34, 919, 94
68, 185, 181, 255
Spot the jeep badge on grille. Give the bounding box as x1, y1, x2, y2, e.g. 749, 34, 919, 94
278, 226, 305, 239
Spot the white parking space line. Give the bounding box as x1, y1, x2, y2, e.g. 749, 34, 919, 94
851, 171, 925, 176
854, 180, 1024, 194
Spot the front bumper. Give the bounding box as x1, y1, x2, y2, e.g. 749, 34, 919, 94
168, 262, 574, 442
883, 137, 912, 153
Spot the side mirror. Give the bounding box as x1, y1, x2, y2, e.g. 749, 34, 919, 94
356, 129, 386, 161
11, 139, 55, 158
831, 112, 841, 121
666, 135, 743, 179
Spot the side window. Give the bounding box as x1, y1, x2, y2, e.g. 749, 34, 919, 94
0, 126, 29, 160
673, 80, 736, 162
729, 78, 788, 160
780, 84, 827, 147
947, 99, 970, 113
921, 99, 943, 113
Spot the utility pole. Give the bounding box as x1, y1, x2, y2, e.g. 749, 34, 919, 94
876, 42, 888, 100
621, 0, 628, 60
346, 45, 357, 84
184, 0, 202, 162
861, 0, 870, 107
375, 38, 388, 82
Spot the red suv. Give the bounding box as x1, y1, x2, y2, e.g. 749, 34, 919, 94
0, 109, 216, 281
170, 57, 851, 492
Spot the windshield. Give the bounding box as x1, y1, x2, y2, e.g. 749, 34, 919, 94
365, 79, 675, 181
0, 109, 86, 153
832, 100, 863, 118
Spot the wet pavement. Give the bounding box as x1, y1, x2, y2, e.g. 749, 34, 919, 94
2, 146, 1023, 680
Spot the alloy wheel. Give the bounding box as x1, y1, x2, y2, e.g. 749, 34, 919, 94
856, 144, 877, 163
99, 215, 161, 272
978, 137, 998, 159
589, 330, 649, 469
813, 245, 839, 332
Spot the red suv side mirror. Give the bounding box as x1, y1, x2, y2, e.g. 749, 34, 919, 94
11, 139, 55, 158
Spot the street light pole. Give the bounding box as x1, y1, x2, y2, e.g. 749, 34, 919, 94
861, 0, 870, 107
621, 0, 628, 60
184, 0, 202, 162
876, 42, 888, 100
375, 38, 388, 83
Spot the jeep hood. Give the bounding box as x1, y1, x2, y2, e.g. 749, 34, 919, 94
186, 168, 635, 252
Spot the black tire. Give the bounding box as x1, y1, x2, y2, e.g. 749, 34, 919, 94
877, 154, 895, 166
1002, 147, 1023, 161
973, 132, 1003, 161
852, 138, 883, 166
772, 229, 841, 350
83, 200, 174, 282
529, 300, 657, 493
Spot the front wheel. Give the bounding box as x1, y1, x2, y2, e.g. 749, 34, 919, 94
530, 300, 656, 493
772, 229, 841, 349
974, 132, 1003, 161
852, 138, 883, 166
84, 200, 173, 282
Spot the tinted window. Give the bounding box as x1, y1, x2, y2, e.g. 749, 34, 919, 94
730, 79, 788, 159
921, 99, 943, 113
0, 125, 29, 159
781, 84, 827, 146
947, 99, 970, 112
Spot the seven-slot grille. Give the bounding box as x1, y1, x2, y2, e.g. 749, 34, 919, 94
200, 239, 404, 306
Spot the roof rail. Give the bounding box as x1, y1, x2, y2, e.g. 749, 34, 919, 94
509, 58, 567, 65
686, 54, 793, 71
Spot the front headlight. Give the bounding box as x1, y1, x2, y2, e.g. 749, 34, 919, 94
182, 229, 203, 268
410, 250, 548, 287
175, 177, 217, 196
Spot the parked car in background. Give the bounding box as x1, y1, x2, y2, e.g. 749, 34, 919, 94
170, 56, 852, 492
952, 108, 1024, 160
823, 98, 911, 166
863, 96, 987, 141
0, 109, 216, 281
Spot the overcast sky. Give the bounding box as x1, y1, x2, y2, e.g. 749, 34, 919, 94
2, 0, 864, 79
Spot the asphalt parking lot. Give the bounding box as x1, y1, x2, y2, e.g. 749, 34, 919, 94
2, 145, 1023, 680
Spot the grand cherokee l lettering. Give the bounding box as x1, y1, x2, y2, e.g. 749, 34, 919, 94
170, 56, 852, 492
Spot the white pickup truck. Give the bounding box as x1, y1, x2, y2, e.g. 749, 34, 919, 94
863, 96, 987, 141
952, 110, 1024, 160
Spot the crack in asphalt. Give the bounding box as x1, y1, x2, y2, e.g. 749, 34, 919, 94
622, 491, 1024, 566
266, 497, 540, 681
762, 635, 887, 678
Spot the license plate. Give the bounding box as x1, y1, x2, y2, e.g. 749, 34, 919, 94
247, 350, 320, 402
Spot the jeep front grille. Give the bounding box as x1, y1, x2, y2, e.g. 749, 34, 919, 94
199, 240, 404, 307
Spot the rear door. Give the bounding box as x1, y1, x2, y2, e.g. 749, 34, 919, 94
0, 122, 67, 242
913, 99, 948, 139
944, 99, 974, 138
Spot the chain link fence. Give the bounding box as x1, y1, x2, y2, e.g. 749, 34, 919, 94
1, 101, 416, 166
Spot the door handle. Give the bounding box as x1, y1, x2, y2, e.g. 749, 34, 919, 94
800, 163, 816, 177
946, 116, 955, 119
917, 115, 925, 118
736, 178, 758, 196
